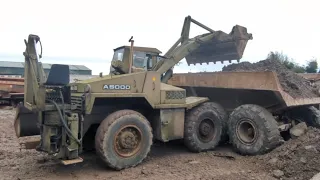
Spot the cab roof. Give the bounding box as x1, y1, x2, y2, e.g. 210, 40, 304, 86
114, 46, 162, 54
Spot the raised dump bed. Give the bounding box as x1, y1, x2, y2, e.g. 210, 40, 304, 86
167, 71, 320, 113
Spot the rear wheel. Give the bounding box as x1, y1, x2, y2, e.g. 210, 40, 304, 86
228, 104, 283, 155
95, 110, 152, 170
184, 102, 226, 152
285, 106, 320, 128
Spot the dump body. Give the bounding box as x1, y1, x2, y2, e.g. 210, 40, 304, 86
167, 71, 320, 113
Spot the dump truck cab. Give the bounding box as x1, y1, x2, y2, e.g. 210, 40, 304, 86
110, 45, 165, 74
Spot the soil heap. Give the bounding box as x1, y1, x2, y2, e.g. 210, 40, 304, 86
222, 59, 319, 99
260, 127, 320, 180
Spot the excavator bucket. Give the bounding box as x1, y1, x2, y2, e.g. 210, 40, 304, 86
14, 104, 39, 137
185, 25, 253, 65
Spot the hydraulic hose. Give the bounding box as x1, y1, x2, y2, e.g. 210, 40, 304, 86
47, 97, 82, 145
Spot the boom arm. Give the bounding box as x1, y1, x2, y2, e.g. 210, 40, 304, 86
23, 34, 46, 111
152, 16, 253, 76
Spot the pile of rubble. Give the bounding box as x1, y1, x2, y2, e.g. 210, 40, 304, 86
259, 126, 320, 179
222, 58, 319, 99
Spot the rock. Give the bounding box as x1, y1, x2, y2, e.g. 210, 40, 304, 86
311, 172, 320, 180
305, 145, 315, 150
290, 122, 308, 138
300, 157, 307, 164
188, 160, 200, 164
268, 158, 278, 165
141, 169, 148, 175
273, 169, 284, 178
11, 166, 19, 171
305, 145, 318, 153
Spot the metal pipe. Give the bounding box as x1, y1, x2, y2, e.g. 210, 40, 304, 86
190, 18, 215, 33
128, 37, 134, 74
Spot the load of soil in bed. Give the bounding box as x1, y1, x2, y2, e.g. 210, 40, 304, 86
222, 58, 319, 99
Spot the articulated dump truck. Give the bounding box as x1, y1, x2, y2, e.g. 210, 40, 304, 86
13, 15, 320, 170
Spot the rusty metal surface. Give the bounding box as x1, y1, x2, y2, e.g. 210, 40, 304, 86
168, 71, 281, 91
185, 25, 253, 65
0, 77, 24, 94
168, 71, 320, 111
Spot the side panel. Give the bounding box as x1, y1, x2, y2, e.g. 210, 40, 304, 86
152, 108, 185, 142
142, 72, 161, 105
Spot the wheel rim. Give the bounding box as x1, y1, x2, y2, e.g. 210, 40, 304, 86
198, 118, 216, 143
113, 125, 142, 158
236, 119, 257, 145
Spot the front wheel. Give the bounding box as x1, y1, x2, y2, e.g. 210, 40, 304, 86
95, 110, 153, 170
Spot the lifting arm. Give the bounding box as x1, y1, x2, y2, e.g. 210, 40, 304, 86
152, 15, 253, 77
23, 34, 46, 111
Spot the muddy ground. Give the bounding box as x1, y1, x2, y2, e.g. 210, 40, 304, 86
1, 108, 320, 180
0, 109, 273, 180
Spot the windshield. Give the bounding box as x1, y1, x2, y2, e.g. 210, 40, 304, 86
133, 51, 152, 70
112, 48, 124, 61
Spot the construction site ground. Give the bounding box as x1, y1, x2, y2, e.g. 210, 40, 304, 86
1, 108, 320, 180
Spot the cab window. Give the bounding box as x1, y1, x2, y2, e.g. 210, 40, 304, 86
133, 51, 153, 70
112, 48, 124, 61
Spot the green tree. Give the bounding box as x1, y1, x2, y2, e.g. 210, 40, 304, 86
305, 58, 318, 73
267, 51, 306, 73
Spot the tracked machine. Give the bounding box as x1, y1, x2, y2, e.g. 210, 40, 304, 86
14, 16, 255, 169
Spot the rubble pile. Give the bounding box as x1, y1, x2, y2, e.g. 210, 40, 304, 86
261, 127, 320, 180
222, 59, 319, 99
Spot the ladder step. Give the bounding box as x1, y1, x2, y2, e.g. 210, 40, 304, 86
61, 157, 83, 165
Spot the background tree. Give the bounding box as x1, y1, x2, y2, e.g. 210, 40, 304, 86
267, 51, 306, 73
305, 58, 318, 73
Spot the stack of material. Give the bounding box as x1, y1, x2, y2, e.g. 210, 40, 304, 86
222, 59, 319, 99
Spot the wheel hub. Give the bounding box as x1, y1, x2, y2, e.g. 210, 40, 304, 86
236, 120, 257, 145
119, 131, 137, 149
114, 125, 142, 157
200, 122, 211, 136
198, 119, 216, 143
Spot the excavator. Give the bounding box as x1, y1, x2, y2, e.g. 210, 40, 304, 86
14, 15, 253, 170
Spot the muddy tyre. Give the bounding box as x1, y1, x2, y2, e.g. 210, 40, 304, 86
95, 110, 153, 170
286, 106, 320, 128
228, 104, 283, 155
184, 102, 226, 152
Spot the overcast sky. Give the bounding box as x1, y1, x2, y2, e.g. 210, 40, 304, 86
1, 0, 319, 75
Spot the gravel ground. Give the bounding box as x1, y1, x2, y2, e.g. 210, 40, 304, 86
0, 109, 275, 180
257, 127, 320, 180
1, 108, 320, 180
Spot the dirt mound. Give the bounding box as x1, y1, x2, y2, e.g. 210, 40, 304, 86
222, 59, 319, 99
260, 127, 320, 180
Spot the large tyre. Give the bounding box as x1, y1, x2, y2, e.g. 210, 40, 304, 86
286, 106, 320, 128
228, 104, 283, 155
184, 102, 226, 152
95, 110, 153, 170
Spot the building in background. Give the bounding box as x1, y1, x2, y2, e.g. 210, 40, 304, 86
0, 61, 92, 77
